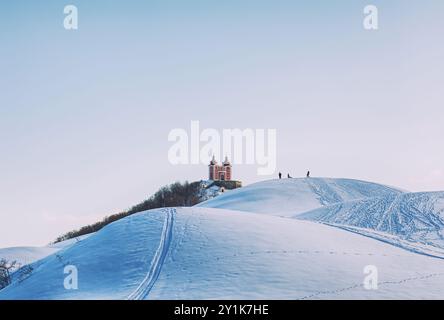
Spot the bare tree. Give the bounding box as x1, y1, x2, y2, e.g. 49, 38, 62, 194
0, 259, 18, 290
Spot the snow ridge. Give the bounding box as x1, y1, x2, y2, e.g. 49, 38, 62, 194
198, 178, 402, 217
299, 191, 444, 253
127, 208, 175, 300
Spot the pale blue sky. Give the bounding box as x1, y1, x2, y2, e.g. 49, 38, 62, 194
1, 1, 443, 247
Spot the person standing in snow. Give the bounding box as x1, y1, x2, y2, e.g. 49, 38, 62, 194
279, 172, 282, 179
287, 173, 292, 178
306, 171, 310, 178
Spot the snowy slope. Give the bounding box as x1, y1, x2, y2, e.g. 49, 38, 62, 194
299, 192, 444, 256
1, 207, 444, 300
198, 178, 403, 217
199, 178, 444, 258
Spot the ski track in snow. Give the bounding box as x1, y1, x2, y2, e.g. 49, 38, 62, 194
305, 178, 342, 206
299, 191, 444, 255
127, 208, 175, 300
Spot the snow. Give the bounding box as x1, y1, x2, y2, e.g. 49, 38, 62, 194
1, 178, 444, 300
198, 178, 403, 217
49, 234, 93, 249
0, 247, 59, 268
198, 181, 225, 201
200, 178, 444, 256
0, 234, 93, 269
1, 207, 444, 299
148, 208, 444, 299
299, 192, 444, 256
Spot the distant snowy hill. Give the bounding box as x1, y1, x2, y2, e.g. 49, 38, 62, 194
1, 207, 444, 300
198, 178, 403, 217
0, 247, 59, 269
0, 234, 93, 271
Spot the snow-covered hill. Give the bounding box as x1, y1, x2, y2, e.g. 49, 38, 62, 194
198, 178, 403, 217
299, 192, 444, 257
199, 178, 444, 257
2, 178, 444, 300
1, 207, 444, 300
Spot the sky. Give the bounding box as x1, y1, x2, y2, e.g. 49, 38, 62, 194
1, 0, 443, 248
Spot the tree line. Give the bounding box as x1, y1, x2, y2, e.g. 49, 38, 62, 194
54, 181, 202, 243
